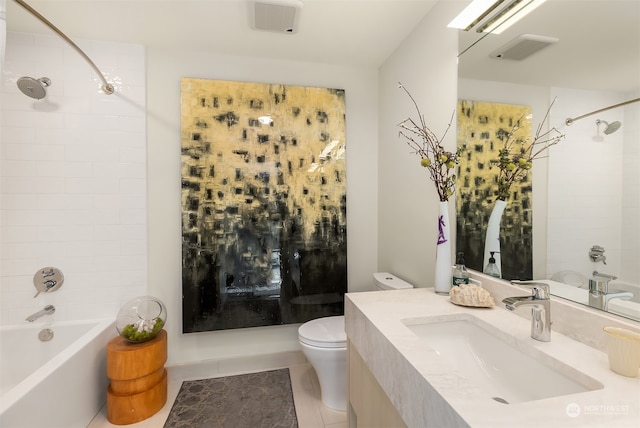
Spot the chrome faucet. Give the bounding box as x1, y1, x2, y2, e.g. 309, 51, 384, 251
588, 271, 632, 310
25, 305, 55, 322
503, 281, 551, 342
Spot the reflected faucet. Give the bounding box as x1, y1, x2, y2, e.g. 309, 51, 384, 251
588, 271, 632, 310
25, 305, 55, 322
503, 282, 551, 342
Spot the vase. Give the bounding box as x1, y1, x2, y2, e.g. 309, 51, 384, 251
116, 296, 167, 343
434, 200, 452, 294
483, 199, 507, 278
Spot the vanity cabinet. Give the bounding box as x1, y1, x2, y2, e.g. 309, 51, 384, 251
348, 340, 407, 428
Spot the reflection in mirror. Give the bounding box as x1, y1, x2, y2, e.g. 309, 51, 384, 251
455, 0, 640, 322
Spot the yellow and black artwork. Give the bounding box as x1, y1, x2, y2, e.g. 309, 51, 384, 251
180, 78, 347, 332
455, 100, 533, 280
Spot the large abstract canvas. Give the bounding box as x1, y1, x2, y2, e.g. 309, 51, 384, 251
455, 100, 533, 280
180, 78, 347, 333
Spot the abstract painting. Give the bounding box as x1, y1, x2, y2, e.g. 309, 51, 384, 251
455, 100, 533, 280
180, 78, 347, 333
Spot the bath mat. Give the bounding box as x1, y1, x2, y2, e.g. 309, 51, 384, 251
163, 368, 298, 428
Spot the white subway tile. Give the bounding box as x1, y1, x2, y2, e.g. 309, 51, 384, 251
0, 194, 38, 210
119, 178, 145, 194
2, 35, 147, 326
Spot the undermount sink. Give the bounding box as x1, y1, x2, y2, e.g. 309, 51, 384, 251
402, 316, 603, 404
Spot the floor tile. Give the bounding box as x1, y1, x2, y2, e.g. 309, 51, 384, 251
88, 353, 347, 428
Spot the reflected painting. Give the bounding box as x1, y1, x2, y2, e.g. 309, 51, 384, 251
180, 78, 347, 333
455, 100, 533, 280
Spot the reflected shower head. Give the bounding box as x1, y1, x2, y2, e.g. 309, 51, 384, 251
17, 76, 51, 100
596, 119, 622, 135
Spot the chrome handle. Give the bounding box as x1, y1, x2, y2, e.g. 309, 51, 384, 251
592, 271, 617, 281
510, 281, 550, 299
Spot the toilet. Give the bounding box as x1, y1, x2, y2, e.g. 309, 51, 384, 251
298, 272, 414, 411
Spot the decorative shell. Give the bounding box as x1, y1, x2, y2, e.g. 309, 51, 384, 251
449, 284, 495, 308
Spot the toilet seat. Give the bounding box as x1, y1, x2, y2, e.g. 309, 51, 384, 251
298, 316, 346, 348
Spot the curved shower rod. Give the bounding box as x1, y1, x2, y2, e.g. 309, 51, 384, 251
565, 97, 640, 126
13, 0, 114, 95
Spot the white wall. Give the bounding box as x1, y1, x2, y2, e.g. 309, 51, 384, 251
146, 50, 379, 364
0, 32, 147, 325
377, 1, 460, 287
621, 95, 640, 283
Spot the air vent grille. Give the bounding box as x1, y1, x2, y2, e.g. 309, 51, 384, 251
490, 34, 559, 60
250, 1, 303, 34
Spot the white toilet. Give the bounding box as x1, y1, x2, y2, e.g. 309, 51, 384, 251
298, 272, 414, 411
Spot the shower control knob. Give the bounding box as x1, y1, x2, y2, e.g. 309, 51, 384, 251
33, 267, 64, 297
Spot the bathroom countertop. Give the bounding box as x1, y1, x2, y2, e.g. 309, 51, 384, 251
345, 288, 640, 428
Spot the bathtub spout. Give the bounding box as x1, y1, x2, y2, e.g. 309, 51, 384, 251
25, 305, 55, 322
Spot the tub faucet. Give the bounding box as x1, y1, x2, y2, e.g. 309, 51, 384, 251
25, 305, 55, 322
503, 281, 551, 342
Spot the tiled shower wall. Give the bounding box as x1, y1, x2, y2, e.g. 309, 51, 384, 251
0, 32, 147, 325
547, 87, 639, 283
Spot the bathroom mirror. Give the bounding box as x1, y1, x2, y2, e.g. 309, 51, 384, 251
456, 0, 640, 321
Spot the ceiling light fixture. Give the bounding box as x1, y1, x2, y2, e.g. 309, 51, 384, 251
448, 0, 506, 31
448, 0, 547, 34
476, 0, 547, 34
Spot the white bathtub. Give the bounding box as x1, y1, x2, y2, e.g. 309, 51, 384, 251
0, 319, 116, 428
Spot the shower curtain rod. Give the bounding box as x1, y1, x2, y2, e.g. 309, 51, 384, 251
565, 97, 640, 126
13, 0, 114, 95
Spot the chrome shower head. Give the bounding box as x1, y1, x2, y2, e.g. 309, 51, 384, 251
596, 119, 622, 135
17, 76, 51, 100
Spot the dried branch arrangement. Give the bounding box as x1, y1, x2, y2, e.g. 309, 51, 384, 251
397, 83, 461, 202
493, 98, 565, 200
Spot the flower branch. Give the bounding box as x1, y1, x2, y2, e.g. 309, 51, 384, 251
493, 98, 565, 201
397, 83, 460, 202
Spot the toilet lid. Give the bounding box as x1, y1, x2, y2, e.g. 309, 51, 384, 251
298, 316, 346, 348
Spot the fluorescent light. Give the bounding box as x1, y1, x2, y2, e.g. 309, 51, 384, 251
477, 0, 547, 34
448, 0, 547, 34
448, 0, 505, 31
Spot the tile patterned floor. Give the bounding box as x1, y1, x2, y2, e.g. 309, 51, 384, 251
88, 353, 347, 428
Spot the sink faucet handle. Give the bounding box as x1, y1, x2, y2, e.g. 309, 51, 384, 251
592, 271, 617, 281
510, 280, 550, 299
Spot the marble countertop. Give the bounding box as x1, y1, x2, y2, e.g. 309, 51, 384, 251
345, 287, 640, 428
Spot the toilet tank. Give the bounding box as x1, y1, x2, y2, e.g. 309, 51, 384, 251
373, 272, 414, 290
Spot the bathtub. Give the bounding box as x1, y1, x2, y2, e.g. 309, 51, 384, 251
0, 319, 116, 428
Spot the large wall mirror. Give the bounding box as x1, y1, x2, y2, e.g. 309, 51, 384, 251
455, 0, 640, 322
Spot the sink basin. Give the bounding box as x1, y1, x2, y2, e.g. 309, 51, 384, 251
402, 316, 603, 404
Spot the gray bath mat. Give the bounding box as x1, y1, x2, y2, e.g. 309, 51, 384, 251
163, 368, 298, 428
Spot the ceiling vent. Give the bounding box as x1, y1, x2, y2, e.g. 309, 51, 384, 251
489, 34, 559, 60
249, 0, 303, 34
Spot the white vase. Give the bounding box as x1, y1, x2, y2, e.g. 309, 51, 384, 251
483, 199, 507, 277
434, 200, 452, 294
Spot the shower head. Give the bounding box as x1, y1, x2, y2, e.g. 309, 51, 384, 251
17, 76, 51, 100
596, 119, 622, 135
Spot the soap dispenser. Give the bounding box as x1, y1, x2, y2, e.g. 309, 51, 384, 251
484, 252, 500, 278
452, 252, 470, 286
